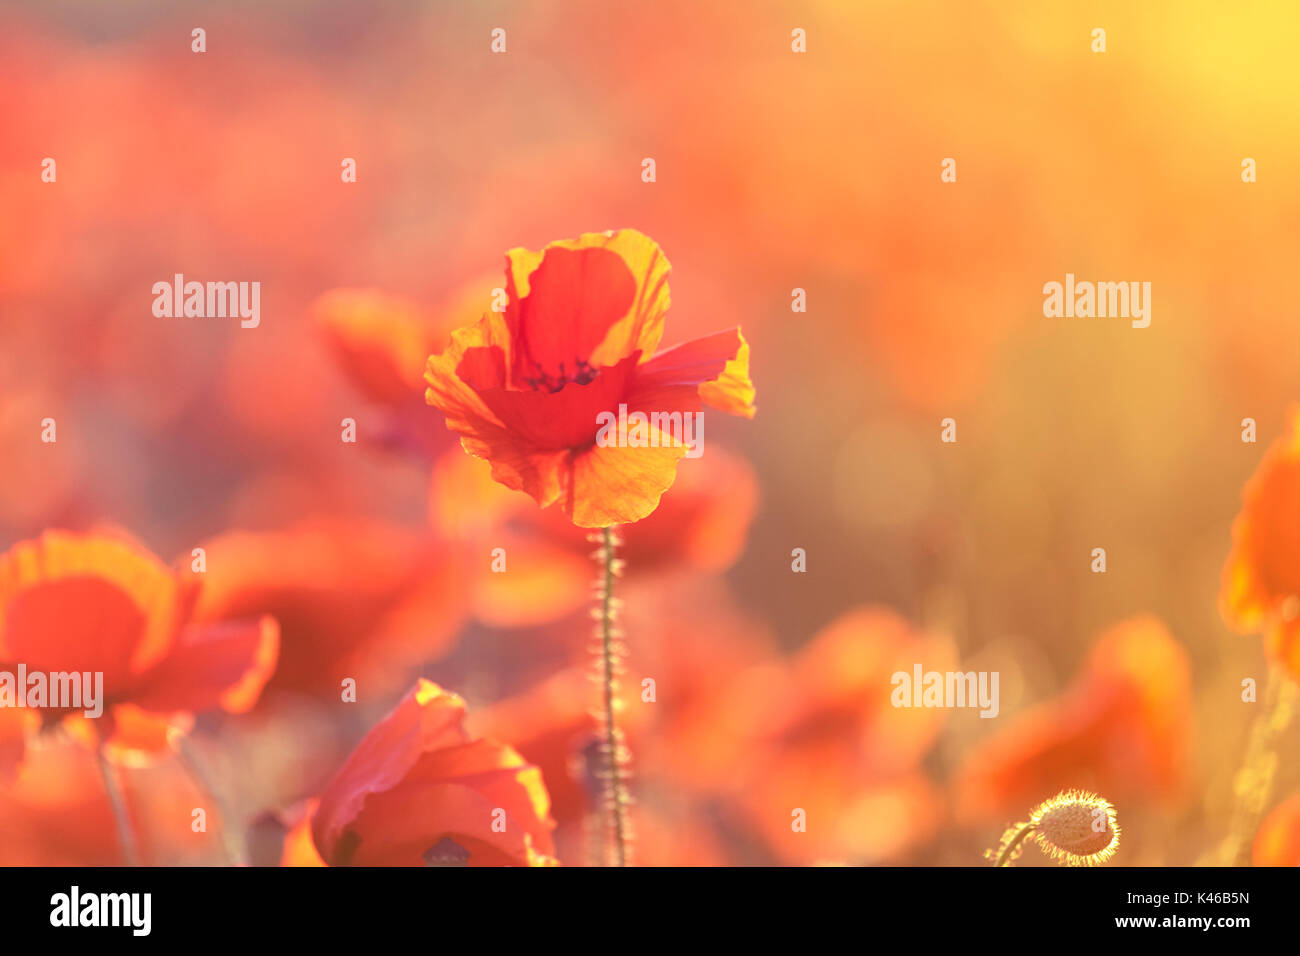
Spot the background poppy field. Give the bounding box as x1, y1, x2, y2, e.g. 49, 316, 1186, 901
3, 0, 1300, 867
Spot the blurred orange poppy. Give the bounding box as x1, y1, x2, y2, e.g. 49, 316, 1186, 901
424, 229, 755, 527
191, 518, 466, 698
309, 680, 557, 866
0, 735, 221, 865
955, 616, 1191, 823
312, 280, 499, 461
470, 667, 598, 842
711, 607, 955, 864
1253, 791, 1300, 866
429, 444, 759, 627
0, 530, 278, 772
314, 289, 433, 410
1221, 407, 1300, 680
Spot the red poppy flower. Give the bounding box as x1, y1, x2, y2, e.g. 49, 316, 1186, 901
423, 229, 755, 527
309, 680, 557, 866
1221, 407, 1300, 680
0, 530, 278, 773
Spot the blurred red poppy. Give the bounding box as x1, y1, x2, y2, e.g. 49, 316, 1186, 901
0, 530, 278, 772
191, 518, 465, 698
312, 281, 498, 460
1221, 407, 1300, 680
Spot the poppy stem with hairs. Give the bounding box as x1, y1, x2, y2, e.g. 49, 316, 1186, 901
94, 734, 140, 867
594, 524, 630, 866
992, 823, 1036, 867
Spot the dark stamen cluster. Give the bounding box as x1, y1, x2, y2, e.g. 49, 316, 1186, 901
522, 357, 599, 393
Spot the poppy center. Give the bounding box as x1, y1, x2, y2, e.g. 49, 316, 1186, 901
423, 836, 471, 866
521, 357, 599, 393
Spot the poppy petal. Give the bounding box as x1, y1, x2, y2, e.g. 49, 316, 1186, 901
0, 531, 189, 689
312, 288, 430, 407
506, 229, 671, 375
1220, 406, 1300, 634
467, 354, 640, 452
131, 615, 279, 715
311, 680, 472, 859
630, 328, 756, 418
424, 311, 514, 436
562, 434, 689, 527
0, 707, 31, 781
101, 703, 193, 762
341, 739, 555, 866
1254, 792, 1300, 866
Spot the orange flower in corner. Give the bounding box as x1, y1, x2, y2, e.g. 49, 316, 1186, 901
1221, 407, 1300, 679
423, 229, 755, 527
0, 530, 279, 774
309, 680, 557, 866
1253, 792, 1300, 866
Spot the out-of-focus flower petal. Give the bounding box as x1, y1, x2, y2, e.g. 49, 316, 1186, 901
749, 769, 941, 866
130, 615, 279, 715
0, 735, 214, 865
311, 680, 555, 865
1221, 407, 1300, 664
1253, 792, 1300, 866
0, 531, 190, 684
100, 703, 193, 763
279, 800, 326, 867
0, 707, 33, 782
955, 616, 1191, 822
471, 667, 598, 830
312, 288, 430, 407
192, 519, 464, 696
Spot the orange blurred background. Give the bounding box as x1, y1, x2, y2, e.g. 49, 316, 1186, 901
3, 0, 1300, 865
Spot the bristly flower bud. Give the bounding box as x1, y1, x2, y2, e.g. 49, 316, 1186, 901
987, 789, 1120, 867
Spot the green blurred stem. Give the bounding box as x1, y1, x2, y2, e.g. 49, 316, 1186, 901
1222, 666, 1297, 865
176, 734, 247, 866
95, 741, 140, 867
